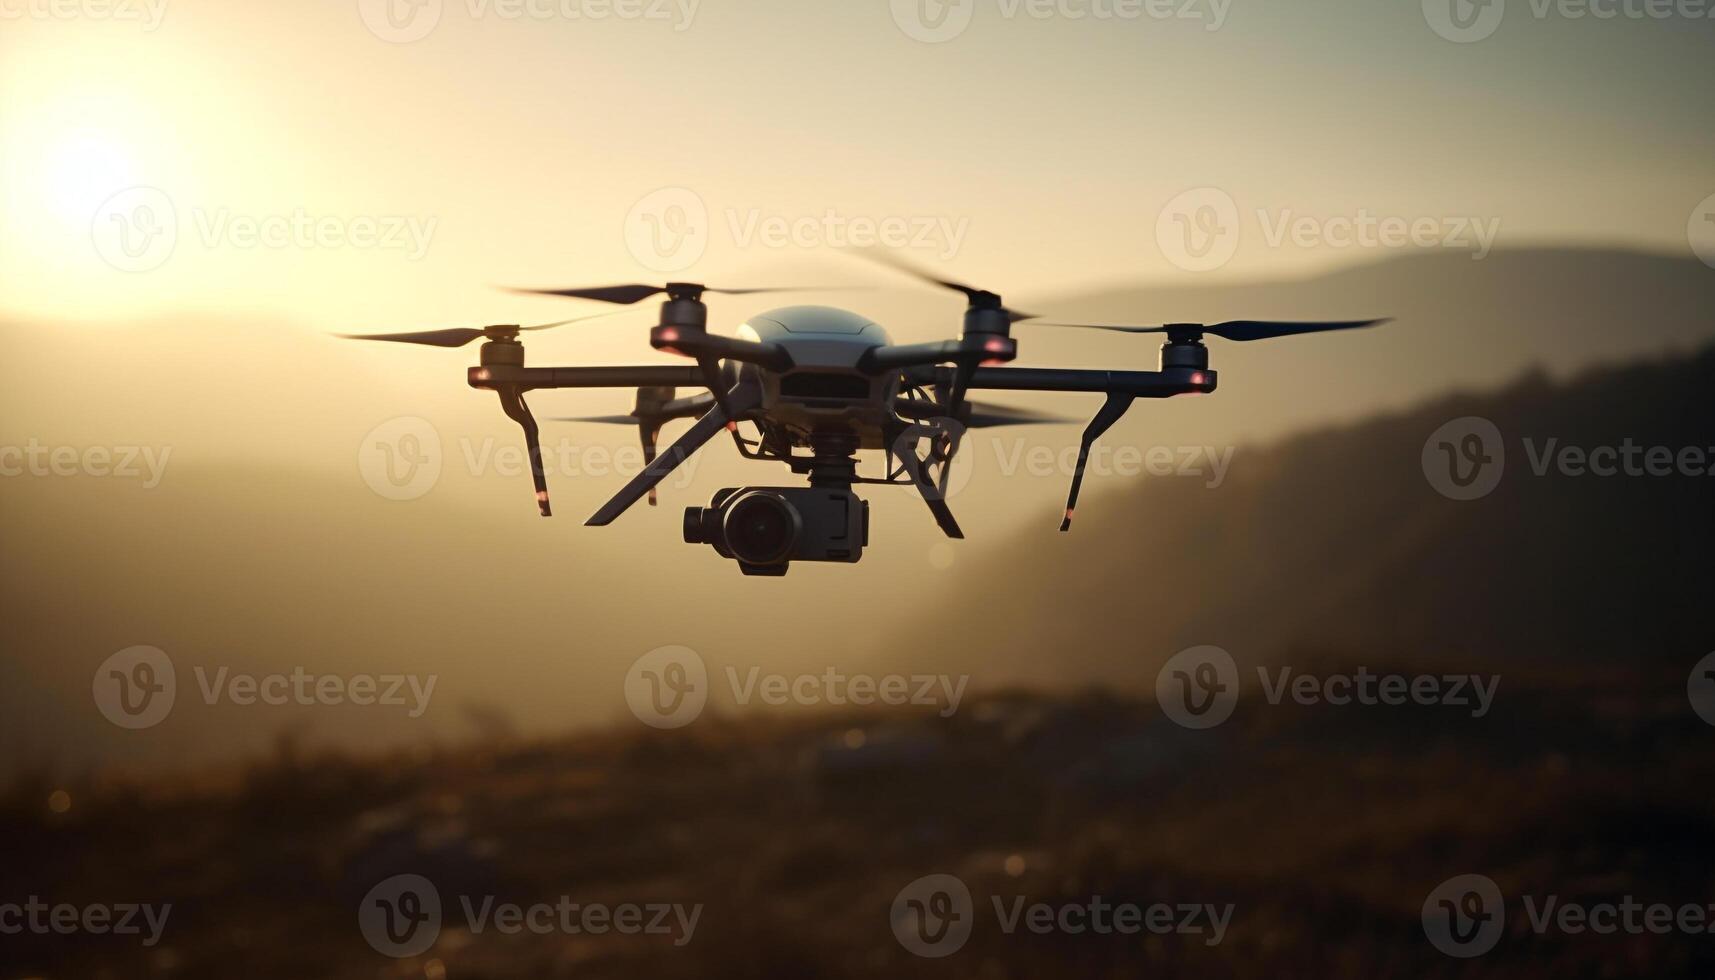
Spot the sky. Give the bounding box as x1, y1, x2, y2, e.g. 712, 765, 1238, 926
2, 0, 1712, 335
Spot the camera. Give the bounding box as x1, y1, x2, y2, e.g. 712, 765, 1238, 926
684, 487, 868, 575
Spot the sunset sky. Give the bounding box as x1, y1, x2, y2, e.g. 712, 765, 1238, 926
3, 0, 1711, 334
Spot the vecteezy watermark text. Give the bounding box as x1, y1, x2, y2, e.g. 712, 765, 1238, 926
359, 0, 701, 43
0, 898, 171, 947
1155, 188, 1501, 272
0, 0, 168, 29
1423, 874, 1715, 958
1423, 416, 1715, 501
622, 186, 972, 273
358, 418, 710, 502
623, 646, 968, 729
890, 874, 1232, 958
359, 874, 700, 958
0, 441, 171, 488
92, 187, 437, 273
93, 646, 436, 730
1424, 0, 1715, 43
889, 0, 1231, 44
1154, 646, 1500, 730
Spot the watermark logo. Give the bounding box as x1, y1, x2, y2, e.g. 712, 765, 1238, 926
0, 441, 172, 488
1155, 645, 1239, 729
95, 648, 436, 728
891, 873, 1233, 956
1426, 418, 1715, 500
1423, 874, 1505, 957
1423, 0, 1506, 41
92, 187, 178, 273
91, 189, 437, 271
1157, 187, 1240, 273
0, 0, 170, 28
1159, 188, 1501, 271
360, 874, 699, 955
92, 645, 176, 730
1429, 0, 1715, 40
625, 645, 709, 729
0, 898, 172, 947
358, 417, 444, 501
624, 647, 967, 728
1690, 652, 1715, 726
891, 0, 1229, 41
357, 0, 444, 41
625, 186, 710, 273
891, 0, 976, 41
357, 422, 717, 502
726, 208, 969, 262
891, 874, 973, 957
624, 188, 970, 269
1691, 193, 1715, 270
360, 874, 442, 958
1158, 655, 1499, 730
1423, 416, 1505, 500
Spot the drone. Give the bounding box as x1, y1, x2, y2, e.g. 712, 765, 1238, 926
343, 254, 1385, 575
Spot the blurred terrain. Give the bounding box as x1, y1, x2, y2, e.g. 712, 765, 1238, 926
4, 667, 1711, 978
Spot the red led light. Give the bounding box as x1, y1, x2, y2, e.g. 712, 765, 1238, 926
1191, 372, 1206, 385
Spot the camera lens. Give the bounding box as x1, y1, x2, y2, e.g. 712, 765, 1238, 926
722, 492, 801, 566
683, 507, 710, 544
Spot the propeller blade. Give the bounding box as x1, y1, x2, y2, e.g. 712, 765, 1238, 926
338, 312, 626, 348
964, 405, 1079, 428
894, 399, 1075, 427
1030, 318, 1390, 341
509, 284, 668, 305
338, 327, 489, 348
505, 283, 858, 305
1201, 318, 1390, 341
549, 414, 641, 425
851, 250, 1036, 322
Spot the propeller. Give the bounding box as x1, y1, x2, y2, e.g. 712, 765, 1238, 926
504, 282, 857, 305
852, 250, 1037, 323
894, 399, 1077, 429
553, 386, 685, 506
550, 414, 641, 425
1028, 318, 1391, 342
338, 311, 627, 348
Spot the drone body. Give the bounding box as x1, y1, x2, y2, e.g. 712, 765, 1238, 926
734, 306, 897, 451
347, 259, 1385, 575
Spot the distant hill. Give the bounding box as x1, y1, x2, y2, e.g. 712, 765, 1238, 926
887, 344, 1715, 686
1008, 247, 1715, 451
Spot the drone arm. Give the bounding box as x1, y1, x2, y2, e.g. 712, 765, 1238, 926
954, 366, 1216, 398
470, 365, 707, 391
942, 366, 1216, 532
859, 335, 1018, 375
585, 381, 765, 527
